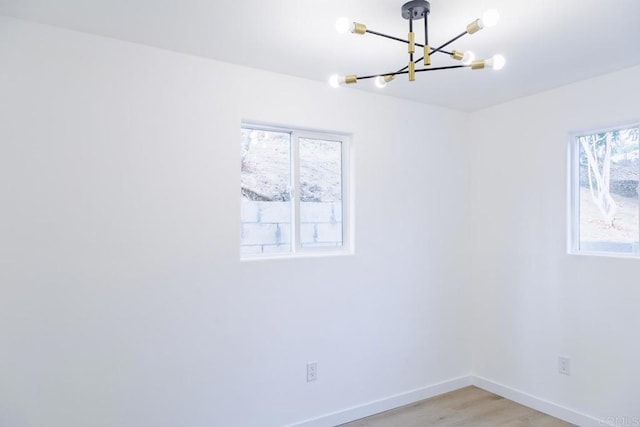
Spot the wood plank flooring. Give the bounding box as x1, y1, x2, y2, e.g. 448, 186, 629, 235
339, 386, 575, 427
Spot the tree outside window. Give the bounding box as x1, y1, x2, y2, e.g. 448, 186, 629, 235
574, 126, 640, 255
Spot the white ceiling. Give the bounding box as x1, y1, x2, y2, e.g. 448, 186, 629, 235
2, 0, 640, 111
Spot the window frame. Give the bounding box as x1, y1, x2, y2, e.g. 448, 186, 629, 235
240, 122, 352, 260
568, 122, 640, 258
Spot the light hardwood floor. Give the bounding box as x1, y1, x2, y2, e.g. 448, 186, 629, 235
339, 386, 575, 427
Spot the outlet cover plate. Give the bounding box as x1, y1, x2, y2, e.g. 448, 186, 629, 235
307, 362, 318, 382
558, 356, 571, 375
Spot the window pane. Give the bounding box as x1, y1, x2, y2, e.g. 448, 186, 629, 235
578, 127, 639, 254
240, 128, 292, 255
299, 137, 343, 248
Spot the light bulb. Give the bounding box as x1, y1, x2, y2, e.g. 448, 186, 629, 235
329, 74, 343, 88
481, 9, 500, 28
335, 16, 351, 34
329, 74, 357, 87
374, 76, 387, 89
487, 54, 506, 70
461, 51, 475, 66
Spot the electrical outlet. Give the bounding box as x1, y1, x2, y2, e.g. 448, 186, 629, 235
558, 356, 571, 376
307, 362, 318, 382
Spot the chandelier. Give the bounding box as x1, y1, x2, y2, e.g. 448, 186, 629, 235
330, 0, 505, 89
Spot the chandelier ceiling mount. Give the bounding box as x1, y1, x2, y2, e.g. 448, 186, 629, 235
401, 0, 431, 20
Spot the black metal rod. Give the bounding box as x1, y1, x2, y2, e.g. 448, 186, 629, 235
357, 65, 468, 80
365, 29, 452, 55
409, 15, 414, 64
394, 47, 455, 74
424, 14, 429, 47
366, 29, 413, 45
360, 27, 469, 76
395, 54, 430, 73
430, 31, 468, 55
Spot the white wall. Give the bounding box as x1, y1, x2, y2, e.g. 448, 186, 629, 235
0, 17, 471, 427
469, 66, 640, 423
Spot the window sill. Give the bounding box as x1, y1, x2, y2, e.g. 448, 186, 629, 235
241, 250, 354, 262
567, 250, 640, 260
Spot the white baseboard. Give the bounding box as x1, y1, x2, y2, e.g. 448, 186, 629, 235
472, 376, 608, 427
287, 375, 473, 427
288, 375, 614, 427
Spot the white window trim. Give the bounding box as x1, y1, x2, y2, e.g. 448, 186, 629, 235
241, 122, 353, 260
567, 122, 640, 258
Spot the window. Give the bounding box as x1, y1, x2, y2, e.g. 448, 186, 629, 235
240, 125, 349, 258
569, 124, 640, 256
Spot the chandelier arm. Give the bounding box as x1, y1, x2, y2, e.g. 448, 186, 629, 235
431, 49, 452, 56
423, 10, 430, 66
409, 15, 417, 80
391, 47, 453, 76
430, 31, 468, 55
424, 15, 429, 46
357, 65, 468, 80
414, 65, 468, 73
408, 14, 414, 66
365, 29, 452, 56
366, 29, 421, 47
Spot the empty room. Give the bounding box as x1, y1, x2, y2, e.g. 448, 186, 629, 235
1, 0, 639, 426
